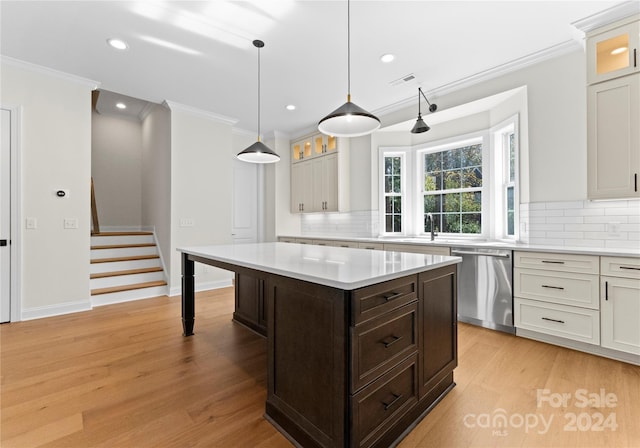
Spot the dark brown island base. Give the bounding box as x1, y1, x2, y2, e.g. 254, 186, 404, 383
179, 243, 461, 448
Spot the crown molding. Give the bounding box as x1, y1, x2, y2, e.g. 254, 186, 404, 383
162, 100, 238, 125
138, 102, 156, 121
0, 55, 100, 89
572, 1, 639, 33
373, 39, 581, 119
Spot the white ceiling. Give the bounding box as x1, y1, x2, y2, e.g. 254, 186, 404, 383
0, 1, 633, 137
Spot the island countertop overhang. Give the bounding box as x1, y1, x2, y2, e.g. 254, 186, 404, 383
178, 242, 461, 290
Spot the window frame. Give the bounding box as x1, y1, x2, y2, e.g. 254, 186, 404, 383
491, 114, 520, 241
379, 147, 412, 236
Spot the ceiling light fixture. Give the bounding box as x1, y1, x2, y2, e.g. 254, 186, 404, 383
286, 104, 296, 111
107, 38, 129, 50
410, 87, 437, 134
611, 46, 628, 55
318, 0, 380, 138
237, 40, 280, 164
116, 102, 127, 109
380, 53, 395, 63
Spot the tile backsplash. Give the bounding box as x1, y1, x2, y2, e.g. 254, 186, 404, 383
520, 199, 639, 249
300, 200, 639, 250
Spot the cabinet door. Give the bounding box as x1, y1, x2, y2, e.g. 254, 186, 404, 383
601, 276, 640, 355
587, 74, 640, 199
291, 161, 313, 213
291, 140, 303, 163
312, 158, 324, 212
587, 20, 639, 84
322, 154, 339, 212
418, 265, 457, 399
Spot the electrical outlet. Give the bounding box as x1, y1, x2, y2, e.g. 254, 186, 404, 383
25, 217, 37, 229
180, 218, 194, 227
607, 222, 620, 235
64, 218, 78, 229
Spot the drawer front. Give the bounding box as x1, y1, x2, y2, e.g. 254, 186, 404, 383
352, 275, 417, 324
384, 243, 450, 256
514, 269, 599, 309
514, 297, 600, 345
358, 242, 384, 251
351, 303, 418, 392
514, 251, 599, 274
601, 256, 640, 279
351, 354, 419, 448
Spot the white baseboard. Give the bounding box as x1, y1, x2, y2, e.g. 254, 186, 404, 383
21, 300, 92, 321
169, 279, 233, 297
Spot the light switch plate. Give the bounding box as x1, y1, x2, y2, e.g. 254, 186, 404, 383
25, 217, 37, 229
180, 218, 194, 227
64, 218, 78, 229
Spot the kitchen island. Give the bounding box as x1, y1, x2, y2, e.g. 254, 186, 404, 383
179, 243, 461, 448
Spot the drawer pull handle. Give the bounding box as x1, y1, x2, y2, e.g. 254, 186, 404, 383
542, 317, 565, 324
620, 266, 640, 271
381, 335, 403, 348
541, 260, 564, 264
605, 281, 609, 301
383, 292, 403, 302
382, 393, 403, 411
541, 285, 564, 290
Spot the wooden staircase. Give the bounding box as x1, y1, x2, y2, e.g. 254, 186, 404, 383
90, 231, 167, 306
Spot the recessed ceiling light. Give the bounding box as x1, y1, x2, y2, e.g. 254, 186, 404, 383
107, 38, 129, 50
611, 46, 628, 55
286, 104, 296, 111
380, 53, 395, 63
116, 102, 127, 109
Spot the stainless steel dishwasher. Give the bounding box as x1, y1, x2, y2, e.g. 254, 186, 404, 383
451, 246, 514, 334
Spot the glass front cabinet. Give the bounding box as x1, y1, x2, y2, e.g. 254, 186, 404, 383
587, 17, 639, 84
291, 133, 338, 163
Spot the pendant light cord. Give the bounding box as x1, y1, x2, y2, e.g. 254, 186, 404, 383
347, 0, 351, 101
257, 44, 261, 141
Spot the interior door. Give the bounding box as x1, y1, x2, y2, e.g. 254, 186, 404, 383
232, 159, 258, 244
1, 109, 11, 322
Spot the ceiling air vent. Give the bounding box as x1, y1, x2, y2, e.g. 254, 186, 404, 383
390, 73, 416, 86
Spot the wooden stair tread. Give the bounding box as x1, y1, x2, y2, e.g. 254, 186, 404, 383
90, 267, 164, 279
91, 254, 160, 264
91, 280, 167, 296
92, 231, 153, 236
91, 243, 156, 250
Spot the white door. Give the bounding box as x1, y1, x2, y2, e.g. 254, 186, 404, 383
1, 109, 11, 322
232, 159, 258, 244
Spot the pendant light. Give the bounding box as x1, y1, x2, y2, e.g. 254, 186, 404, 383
410, 87, 437, 134
318, 0, 380, 137
237, 40, 280, 163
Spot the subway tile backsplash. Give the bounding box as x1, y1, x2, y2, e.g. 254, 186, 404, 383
300, 200, 639, 251
520, 199, 640, 249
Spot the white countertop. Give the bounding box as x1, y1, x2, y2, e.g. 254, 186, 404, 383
280, 235, 640, 258
178, 242, 461, 290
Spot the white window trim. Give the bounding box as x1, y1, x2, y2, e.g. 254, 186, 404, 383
490, 114, 519, 241
379, 147, 412, 236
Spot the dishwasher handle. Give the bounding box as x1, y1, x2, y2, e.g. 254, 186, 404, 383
451, 249, 511, 258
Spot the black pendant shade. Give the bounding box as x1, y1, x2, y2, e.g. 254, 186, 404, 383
410, 87, 437, 134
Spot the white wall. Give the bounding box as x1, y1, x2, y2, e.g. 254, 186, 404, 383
141, 104, 171, 278
92, 112, 142, 227
168, 104, 235, 293
0, 59, 94, 317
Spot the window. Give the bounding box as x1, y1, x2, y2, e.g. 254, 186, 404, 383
379, 115, 519, 240
422, 140, 483, 235
383, 155, 404, 233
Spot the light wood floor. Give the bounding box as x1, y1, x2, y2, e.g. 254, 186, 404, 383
1, 288, 638, 448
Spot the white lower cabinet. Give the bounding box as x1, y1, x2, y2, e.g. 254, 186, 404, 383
515, 297, 600, 345
600, 257, 640, 356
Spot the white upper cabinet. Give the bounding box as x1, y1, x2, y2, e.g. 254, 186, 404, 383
587, 17, 639, 84
291, 133, 338, 163
587, 73, 640, 199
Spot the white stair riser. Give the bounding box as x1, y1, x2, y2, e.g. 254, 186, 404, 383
90, 258, 161, 274
91, 285, 168, 307
91, 235, 155, 246
90, 271, 166, 289
91, 246, 158, 259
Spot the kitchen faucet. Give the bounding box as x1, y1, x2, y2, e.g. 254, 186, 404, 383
426, 213, 437, 241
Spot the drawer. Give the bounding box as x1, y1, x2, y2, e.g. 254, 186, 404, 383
384, 243, 450, 256
352, 275, 417, 325
514, 268, 599, 309
601, 257, 640, 279
514, 297, 600, 345
358, 242, 384, 251
278, 237, 297, 243
351, 354, 418, 448
514, 251, 599, 275
351, 303, 418, 392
